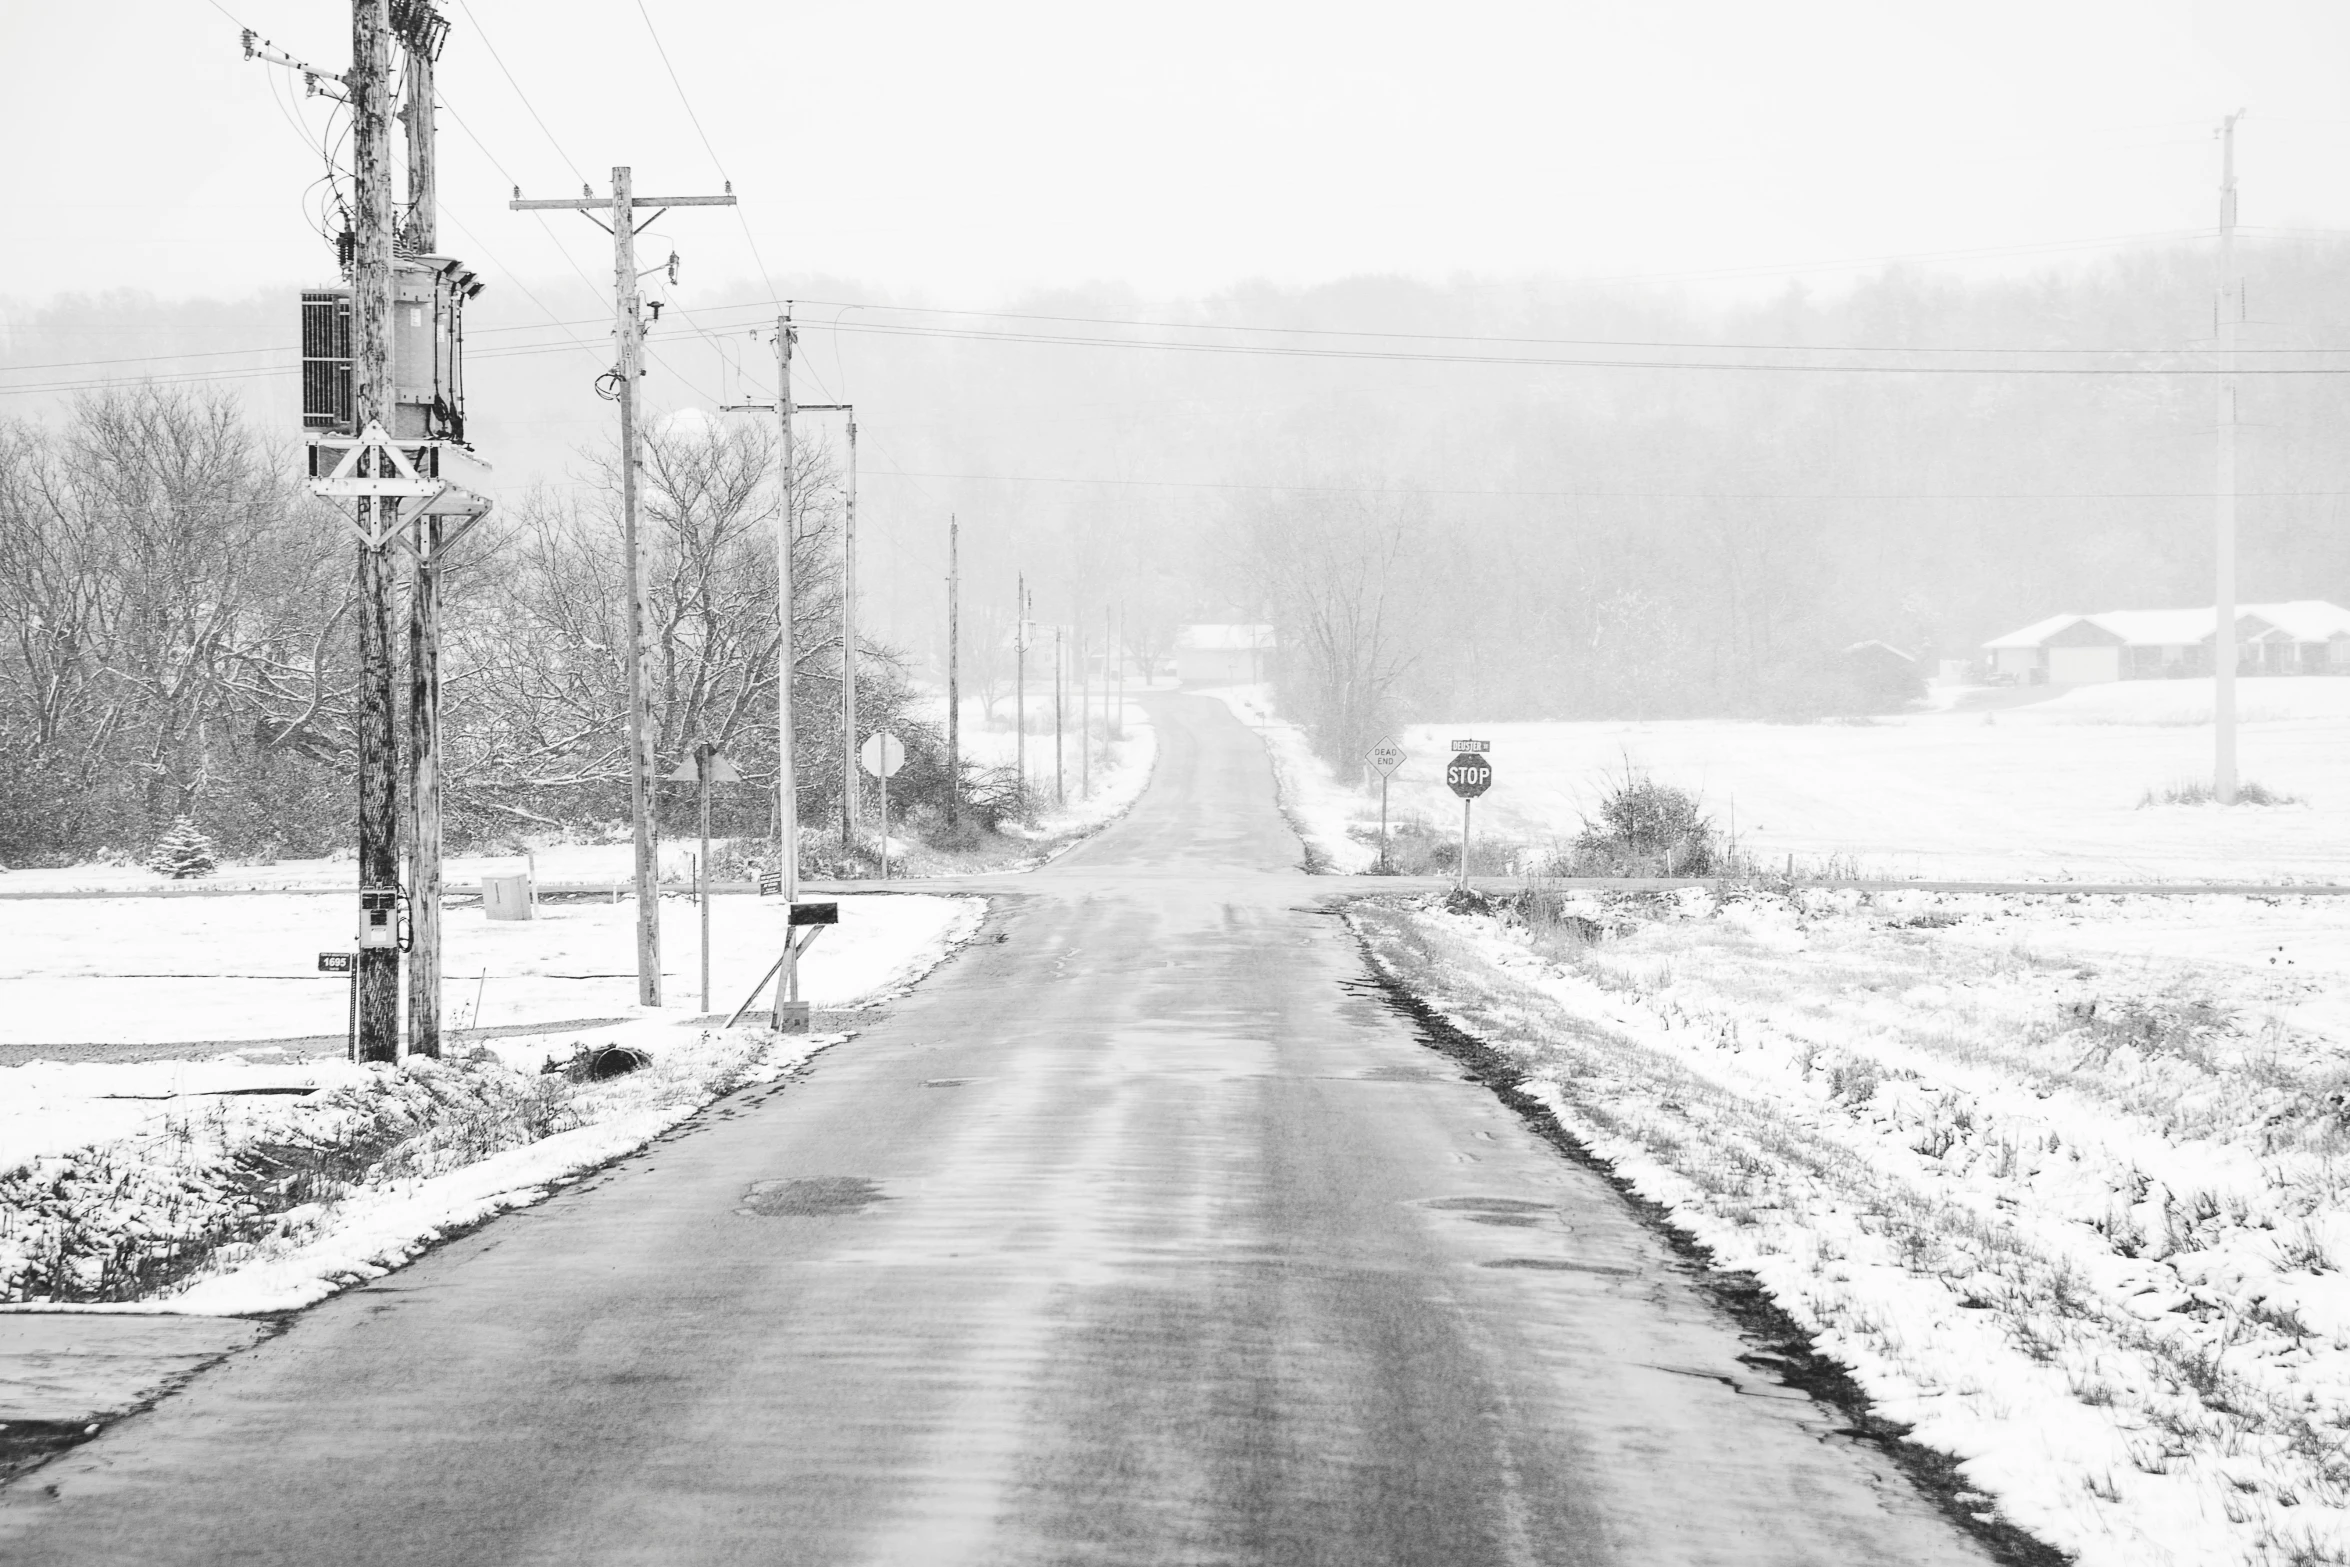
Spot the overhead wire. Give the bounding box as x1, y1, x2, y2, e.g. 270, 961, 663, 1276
446, 0, 589, 190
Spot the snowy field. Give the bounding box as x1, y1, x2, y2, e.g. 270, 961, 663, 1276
1359, 886, 2350, 1567
0, 890, 978, 1053
0, 894, 986, 1313
1221, 678, 2350, 883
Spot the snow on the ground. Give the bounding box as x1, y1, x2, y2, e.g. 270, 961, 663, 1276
0, 840, 711, 898
1398, 678, 2350, 882
1219, 676, 2350, 883
913, 683, 1158, 862
0, 895, 985, 1313
0, 889, 975, 1051
1357, 886, 2350, 1567
1197, 684, 1376, 872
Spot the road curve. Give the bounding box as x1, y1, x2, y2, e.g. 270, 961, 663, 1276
0, 694, 1990, 1566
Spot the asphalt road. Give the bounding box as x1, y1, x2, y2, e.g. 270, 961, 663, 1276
0, 695, 1990, 1566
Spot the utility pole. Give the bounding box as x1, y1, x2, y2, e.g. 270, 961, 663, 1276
720, 314, 809, 1012
1079, 623, 1091, 797
260, 2, 483, 1063
2215, 111, 2243, 805
841, 412, 860, 861
947, 516, 960, 829
1114, 603, 1125, 740
512, 170, 735, 1007
401, 3, 445, 1058
1054, 622, 1065, 806
352, 0, 400, 1062
1015, 574, 1027, 788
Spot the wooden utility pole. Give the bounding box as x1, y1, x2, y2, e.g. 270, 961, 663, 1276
1054, 622, 1065, 805
1015, 574, 1027, 788
1079, 624, 1090, 797
1113, 603, 1125, 740
773, 317, 803, 1016
2214, 112, 2243, 805
841, 412, 860, 859
352, 0, 400, 1062
512, 171, 735, 1007
946, 516, 960, 828
718, 314, 807, 1013
402, 5, 443, 1057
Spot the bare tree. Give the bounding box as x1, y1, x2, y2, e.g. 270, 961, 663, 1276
1237, 486, 1420, 779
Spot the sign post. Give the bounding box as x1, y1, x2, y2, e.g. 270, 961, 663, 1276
1445, 741, 1493, 891
319, 951, 357, 1061
666, 746, 742, 1012
1366, 737, 1407, 873
859, 732, 907, 881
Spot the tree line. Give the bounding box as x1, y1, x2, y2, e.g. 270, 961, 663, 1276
0, 386, 925, 867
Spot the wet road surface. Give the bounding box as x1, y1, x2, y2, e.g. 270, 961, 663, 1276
0, 694, 1989, 1565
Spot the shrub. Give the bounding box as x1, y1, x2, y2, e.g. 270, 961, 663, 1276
2138, 779, 2301, 808
1549, 768, 1726, 876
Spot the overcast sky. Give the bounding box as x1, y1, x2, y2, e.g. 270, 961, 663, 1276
8, 0, 2350, 311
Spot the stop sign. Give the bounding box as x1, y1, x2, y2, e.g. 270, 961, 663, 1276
1445, 753, 1492, 798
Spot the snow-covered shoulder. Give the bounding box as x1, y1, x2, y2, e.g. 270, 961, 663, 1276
0, 893, 986, 1317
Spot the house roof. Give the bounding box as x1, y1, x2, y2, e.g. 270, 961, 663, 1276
2247, 600, 2350, 642
1982, 613, 2082, 650
1176, 623, 1276, 651
1983, 600, 2350, 651
1839, 640, 1915, 662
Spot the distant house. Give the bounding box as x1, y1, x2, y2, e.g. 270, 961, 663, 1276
1175, 624, 1276, 686
1834, 640, 1925, 711
1982, 601, 2350, 685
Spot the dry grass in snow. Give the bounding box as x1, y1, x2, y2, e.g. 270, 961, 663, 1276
1354, 886, 2350, 1567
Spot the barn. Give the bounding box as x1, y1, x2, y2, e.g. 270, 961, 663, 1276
1174, 624, 1276, 686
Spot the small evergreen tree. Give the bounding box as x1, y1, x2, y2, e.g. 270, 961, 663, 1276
147, 815, 217, 879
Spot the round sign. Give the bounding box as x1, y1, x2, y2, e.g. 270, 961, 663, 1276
1366, 738, 1406, 776
1444, 753, 1493, 799
859, 732, 907, 778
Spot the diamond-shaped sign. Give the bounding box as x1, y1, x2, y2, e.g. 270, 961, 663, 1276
1366, 737, 1406, 776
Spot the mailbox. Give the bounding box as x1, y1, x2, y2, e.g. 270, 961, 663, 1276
358, 886, 403, 950
788, 901, 840, 927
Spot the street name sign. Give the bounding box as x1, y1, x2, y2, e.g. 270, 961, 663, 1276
1449, 739, 1491, 753
1445, 753, 1494, 798
1367, 737, 1406, 776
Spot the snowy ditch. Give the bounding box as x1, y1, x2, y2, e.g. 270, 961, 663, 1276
1355, 885, 2350, 1567
0, 894, 987, 1316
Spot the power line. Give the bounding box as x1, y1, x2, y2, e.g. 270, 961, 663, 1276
751, 314, 2350, 376
446, 0, 588, 188
852, 468, 2350, 503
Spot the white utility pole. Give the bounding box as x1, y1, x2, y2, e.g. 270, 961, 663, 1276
511, 171, 736, 1006
2214, 112, 2244, 805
